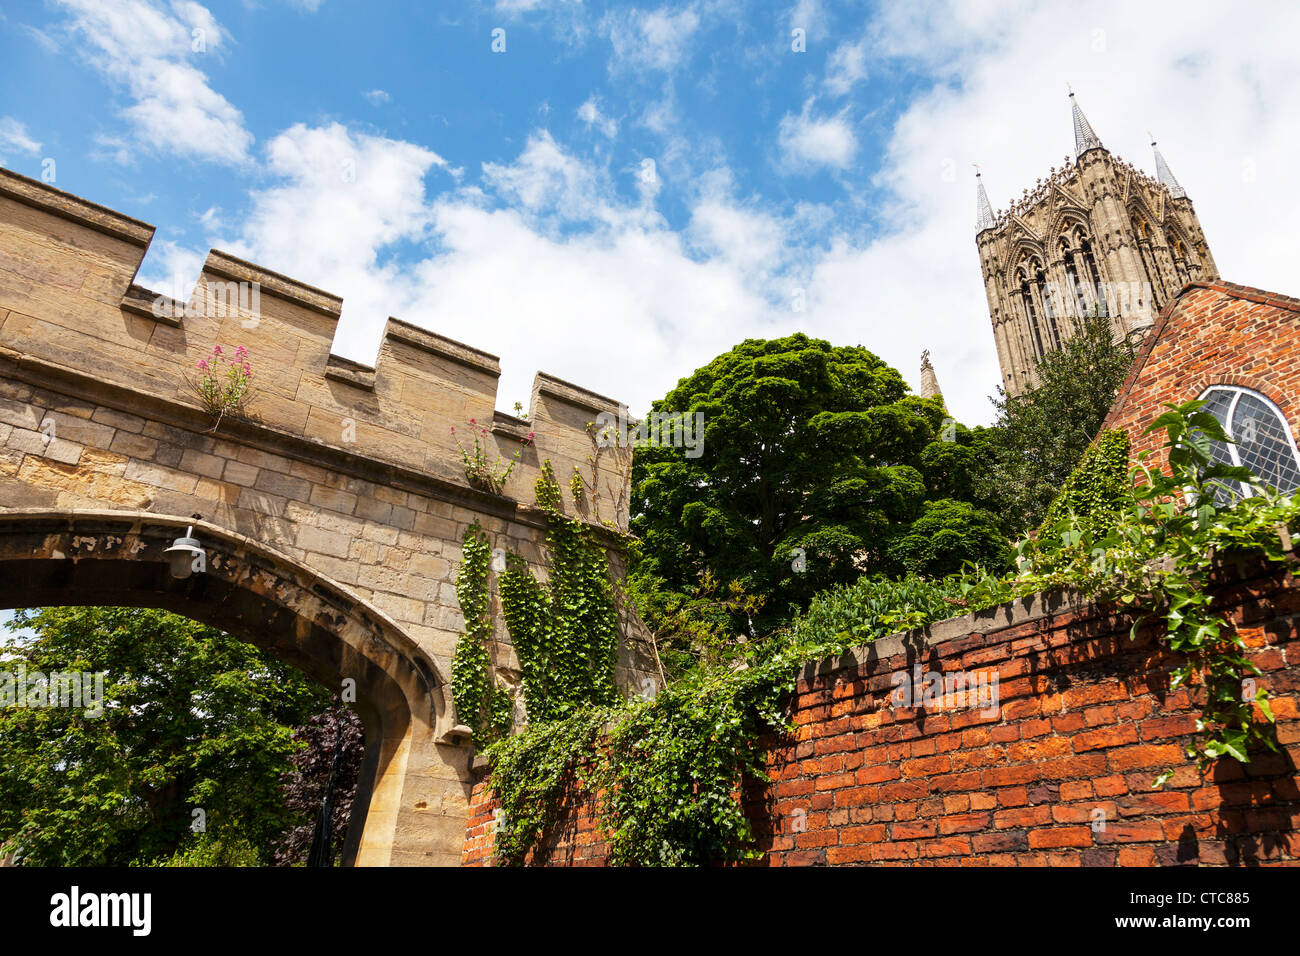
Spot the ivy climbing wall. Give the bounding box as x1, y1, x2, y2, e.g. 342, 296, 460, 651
463, 552, 1300, 866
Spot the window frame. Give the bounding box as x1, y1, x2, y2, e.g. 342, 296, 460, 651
1196, 384, 1300, 500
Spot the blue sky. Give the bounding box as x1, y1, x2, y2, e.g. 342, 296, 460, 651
1, 0, 1298, 430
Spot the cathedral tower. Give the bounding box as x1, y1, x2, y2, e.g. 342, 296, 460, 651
975, 92, 1218, 397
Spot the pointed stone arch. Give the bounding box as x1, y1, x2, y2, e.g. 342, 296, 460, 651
999, 235, 1047, 281
1046, 206, 1092, 251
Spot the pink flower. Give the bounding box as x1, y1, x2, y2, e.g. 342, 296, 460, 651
527, 431, 535, 440
213, 345, 223, 356
197, 359, 209, 371
450, 427, 456, 434
469, 418, 477, 425
235, 345, 248, 359
242, 363, 251, 375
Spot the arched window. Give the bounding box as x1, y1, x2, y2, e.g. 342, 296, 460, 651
1078, 234, 1102, 296
1198, 386, 1300, 504
1167, 234, 1190, 286
1016, 254, 1053, 357
1058, 237, 1079, 318
1130, 213, 1165, 310
1062, 225, 1103, 317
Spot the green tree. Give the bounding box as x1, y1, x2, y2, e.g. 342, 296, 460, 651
979, 311, 1136, 536
630, 334, 1004, 634
0, 606, 332, 866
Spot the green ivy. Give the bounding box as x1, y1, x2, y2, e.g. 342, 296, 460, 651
484, 625, 826, 866
483, 707, 610, 865
482, 402, 1300, 865
791, 572, 969, 652
451, 522, 513, 748
978, 400, 1296, 783
1039, 428, 1131, 536
497, 460, 619, 724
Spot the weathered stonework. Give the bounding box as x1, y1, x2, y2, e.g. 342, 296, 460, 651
977, 102, 1219, 397
0, 167, 655, 865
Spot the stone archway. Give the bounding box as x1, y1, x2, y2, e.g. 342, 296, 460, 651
0, 166, 658, 864
0, 508, 465, 866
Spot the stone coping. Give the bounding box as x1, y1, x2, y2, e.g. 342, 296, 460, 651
203, 250, 344, 319
0, 167, 154, 247
800, 545, 1298, 685
384, 317, 501, 376
533, 372, 622, 416
0, 345, 632, 550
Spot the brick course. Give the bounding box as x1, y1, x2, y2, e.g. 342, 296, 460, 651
464, 555, 1300, 866
1103, 279, 1300, 471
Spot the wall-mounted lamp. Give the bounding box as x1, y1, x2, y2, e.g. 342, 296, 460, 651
163, 526, 206, 579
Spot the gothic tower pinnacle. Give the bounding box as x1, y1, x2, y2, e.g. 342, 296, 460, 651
974, 92, 1219, 398
975, 166, 995, 233
1150, 137, 1187, 199
919, 349, 943, 402
1068, 87, 1103, 156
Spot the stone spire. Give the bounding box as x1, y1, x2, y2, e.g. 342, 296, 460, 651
919, 349, 943, 401
1150, 137, 1187, 199
975, 166, 995, 232
1068, 88, 1102, 156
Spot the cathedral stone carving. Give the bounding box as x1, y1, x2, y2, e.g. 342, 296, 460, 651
975, 94, 1219, 397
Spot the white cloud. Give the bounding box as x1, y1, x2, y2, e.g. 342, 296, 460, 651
577, 96, 618, 138
797, 0, 1300, 425
0, 117, 42, 159
482, 131, 651, 229
91, 134, 134, 166
777, 99, 858, 172
786, 0, 827, 42
182, 124, 785, 417
489, 0, 591, 46
603, 5, 701, 74
363, 89, 391, 105
198, 205, 222, 230
135, 239, 207, 302
56, 0, 252, 166
133, 0, 1300, 437
225, 122, 445, 307
494, 0, 581, 12
18, 23, 61, 54
825, 38, 868, 95
687, 197, 786, 274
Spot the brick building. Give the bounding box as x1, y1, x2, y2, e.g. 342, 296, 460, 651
1103, 280, 1300, 500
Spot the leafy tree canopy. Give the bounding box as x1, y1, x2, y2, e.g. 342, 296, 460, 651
630, 333, 1005, 631
0, 606, 335, 866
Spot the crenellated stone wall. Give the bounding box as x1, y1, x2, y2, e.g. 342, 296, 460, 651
0, 167, 656, 865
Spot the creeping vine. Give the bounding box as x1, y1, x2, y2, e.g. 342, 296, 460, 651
482, 401, 1300, 865
498, 460, 619, 724
450, 522, 513, 747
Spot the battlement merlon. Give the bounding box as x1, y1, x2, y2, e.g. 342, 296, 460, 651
0, 167, 632, 530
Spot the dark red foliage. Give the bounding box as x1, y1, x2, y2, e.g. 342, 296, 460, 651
271, 699, 365, 867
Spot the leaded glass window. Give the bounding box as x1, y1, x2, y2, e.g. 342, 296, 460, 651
1197, 386, 1300, 504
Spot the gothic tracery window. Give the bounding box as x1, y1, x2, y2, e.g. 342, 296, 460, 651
1065, 226, 1103, 318
1130, 213, 1165, 312
1198, 386, 1300, 505
1167, 235, 1190, 286
1016, 253, 1054, 357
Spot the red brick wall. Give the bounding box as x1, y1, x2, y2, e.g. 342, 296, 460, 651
463, 553, 1300, 866
463, 772, 606, 866
1103, 280, 1300, 469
